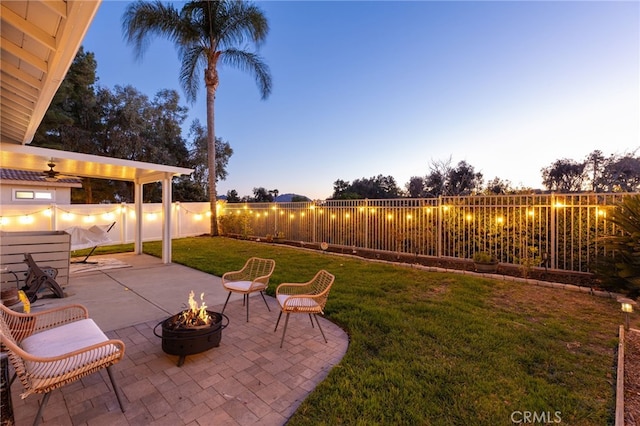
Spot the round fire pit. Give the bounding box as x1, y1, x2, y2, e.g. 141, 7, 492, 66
154, 310, 228, 366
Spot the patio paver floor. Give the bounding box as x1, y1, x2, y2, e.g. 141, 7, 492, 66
8, 253, 349, 425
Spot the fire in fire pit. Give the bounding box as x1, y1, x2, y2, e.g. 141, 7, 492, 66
154, 291, 228, 366
170, 291, 211, 328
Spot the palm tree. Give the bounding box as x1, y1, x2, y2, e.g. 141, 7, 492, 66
123, 0, 272, 236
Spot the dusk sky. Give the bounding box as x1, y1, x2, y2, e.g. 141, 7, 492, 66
82, 0, 639, 200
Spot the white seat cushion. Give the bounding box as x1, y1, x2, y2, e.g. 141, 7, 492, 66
224, 280, 265, 292
21, 319, 109, 358
277, 294, 321, 310
20, 318, 121, 384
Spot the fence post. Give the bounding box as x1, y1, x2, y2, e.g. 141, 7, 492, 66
550, 194, 557, 269
437, 196, 442, 258
364, 199, 369, 249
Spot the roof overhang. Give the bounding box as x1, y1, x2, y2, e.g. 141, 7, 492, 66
0, 143, 193, 184
0, 0, 193, 185
1, 0, 102, 146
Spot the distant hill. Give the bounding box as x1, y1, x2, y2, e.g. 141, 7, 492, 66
216, 193, 311, 202
275, 193, 311, 202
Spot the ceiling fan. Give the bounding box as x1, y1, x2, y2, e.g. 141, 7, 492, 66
41, 160, 80, 182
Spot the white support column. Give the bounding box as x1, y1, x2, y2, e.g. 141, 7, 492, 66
134, 181, 143, 255
161, 174, 172, 264
50, 203, 57, 231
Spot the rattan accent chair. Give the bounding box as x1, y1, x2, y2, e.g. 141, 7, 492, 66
274, 270, 335, 348
221, 257, 276, 322
0, 303, 126, 426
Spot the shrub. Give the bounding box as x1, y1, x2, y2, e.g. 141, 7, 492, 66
594, 194, 640, 297
473, 251, 497, 263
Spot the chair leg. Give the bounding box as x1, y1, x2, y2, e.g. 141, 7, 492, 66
279, 313, 291, 348
33, 392, 51, 426
274, 311, 283, 331
309, 313, 315, 328
313, 314, 328, 343
260, 291, 271, 311
107, 365, 126, 413
221, 292, 232, 315
246, 293, 250, 322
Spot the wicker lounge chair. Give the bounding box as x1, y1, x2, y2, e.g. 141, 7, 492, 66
274, 270, 335, 348
0, 303, 125, 426
221, 257, 276, 322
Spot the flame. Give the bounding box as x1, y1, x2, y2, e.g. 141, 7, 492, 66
179, 291, 211, 326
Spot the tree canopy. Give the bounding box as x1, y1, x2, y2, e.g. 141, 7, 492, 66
32, 46, 232, 204
123, 0, 272, 236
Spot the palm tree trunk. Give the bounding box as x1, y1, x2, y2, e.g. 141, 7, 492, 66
207, 83, 219, 236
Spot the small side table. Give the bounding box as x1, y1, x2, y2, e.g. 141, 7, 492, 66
0, 352, 14, 426
1, 268, 20, 307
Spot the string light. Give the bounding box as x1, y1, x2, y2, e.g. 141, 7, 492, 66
19, 215, 34, 225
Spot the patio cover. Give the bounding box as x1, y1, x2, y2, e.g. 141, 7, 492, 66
0, 144, 193, 264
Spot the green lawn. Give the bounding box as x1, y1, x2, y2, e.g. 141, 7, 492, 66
93, 237, 622, 425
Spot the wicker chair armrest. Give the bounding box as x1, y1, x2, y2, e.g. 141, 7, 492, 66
2, 304, 89, 342
250, 274, 272, 286
276, 282, 312, 296
222, 270, 247, 282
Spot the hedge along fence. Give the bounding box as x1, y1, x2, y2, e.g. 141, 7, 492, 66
218, 193, 631, 273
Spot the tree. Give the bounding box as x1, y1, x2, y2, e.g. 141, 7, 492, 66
123, 0, 272, 236
600, 153, 640, 192
424, 158, 451, 197
446, 160, 483, 195
406, 176, 426, 198
33, 47, 100, 152
226, 190, 241, 203
331, 175, 401, 199
423, 158, 482, 196
252, 187, 272, 202
584, 150, 606, 192
186, 119, 233, 198
331, 179, 352, 199
541, 158, 586, 192
484, 177, 512, 195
